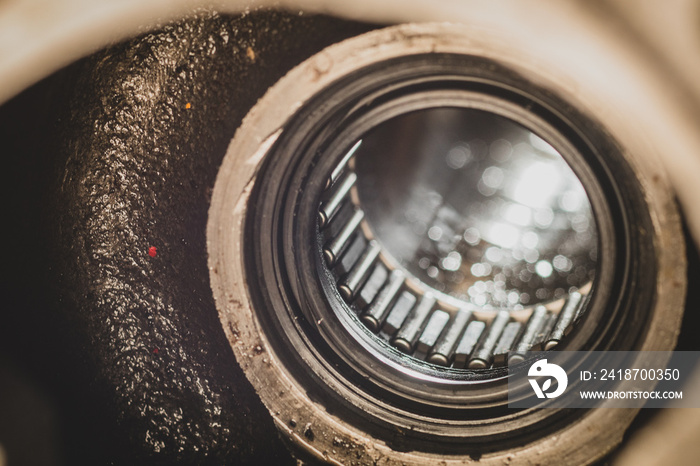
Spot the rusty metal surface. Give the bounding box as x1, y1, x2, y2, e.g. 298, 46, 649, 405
0, 10, 371, 465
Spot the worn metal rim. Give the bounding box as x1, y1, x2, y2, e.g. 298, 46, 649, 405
207, 23, 686, 465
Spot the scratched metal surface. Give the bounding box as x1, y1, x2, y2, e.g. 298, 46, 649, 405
0, 10, 372, 465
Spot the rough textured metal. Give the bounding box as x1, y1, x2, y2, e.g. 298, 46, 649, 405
30, 10, 372, 465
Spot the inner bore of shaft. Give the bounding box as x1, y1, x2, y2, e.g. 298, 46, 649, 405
317, 107, 597, 371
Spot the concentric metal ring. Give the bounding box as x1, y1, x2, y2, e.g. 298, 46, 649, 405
207, 23, 686, 465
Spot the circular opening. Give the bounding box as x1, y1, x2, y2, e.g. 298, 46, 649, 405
241, 52, 659, 434
318, 106, 598, 372
356, 108, 597, 307
215, 27, 682, 456
215, 27, 684, 462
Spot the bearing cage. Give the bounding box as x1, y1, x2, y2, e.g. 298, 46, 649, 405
241, 52, 657, 451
